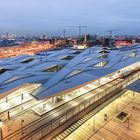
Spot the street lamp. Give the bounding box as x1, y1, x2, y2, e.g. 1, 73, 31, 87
128, 113, 131, 129
116, 102, 118, 113
0, 119, 3, 140
21, 94, 24, 110
7, 111, 10, 120
21, 119, 24, 136
93, 117, 96, 132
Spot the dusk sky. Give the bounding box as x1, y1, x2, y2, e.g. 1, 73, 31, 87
0, 0, 140, 36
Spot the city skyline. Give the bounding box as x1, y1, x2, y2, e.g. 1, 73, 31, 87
0, 0, 140, 36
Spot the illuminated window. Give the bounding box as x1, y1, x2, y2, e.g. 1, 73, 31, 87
94, 61, 108, 67
97, 54, 108, 59
129, 50, 137, 58
66, 70, 82, 78
42, 65, 63, 72
2, 75, 30, 85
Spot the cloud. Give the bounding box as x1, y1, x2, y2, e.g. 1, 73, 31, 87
0, 0, 140, 35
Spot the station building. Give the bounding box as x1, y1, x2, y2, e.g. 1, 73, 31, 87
0, 44, 140, 116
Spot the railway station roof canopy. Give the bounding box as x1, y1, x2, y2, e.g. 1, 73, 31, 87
127, 79, 140, 93
0, 44, 140, 100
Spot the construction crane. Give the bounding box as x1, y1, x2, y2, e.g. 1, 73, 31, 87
65, 24, 87, 37
107, 29, 119, 48
62, 29, 67, 45
63, 29, 66, 38
107, 29, 119, 37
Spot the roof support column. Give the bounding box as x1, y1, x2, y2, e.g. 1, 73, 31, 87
6, 97, 8, 103
52, 97, 56, 104
62, 94, 65, 100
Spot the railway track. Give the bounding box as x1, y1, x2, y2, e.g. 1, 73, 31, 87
3, 77, 121, 140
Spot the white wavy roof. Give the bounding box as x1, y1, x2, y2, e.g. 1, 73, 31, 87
0, 44, 140, 100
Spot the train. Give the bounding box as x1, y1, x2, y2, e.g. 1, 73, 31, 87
118, 66, 140, 79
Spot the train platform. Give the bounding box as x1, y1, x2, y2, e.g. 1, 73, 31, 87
55, 90, 140, 140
